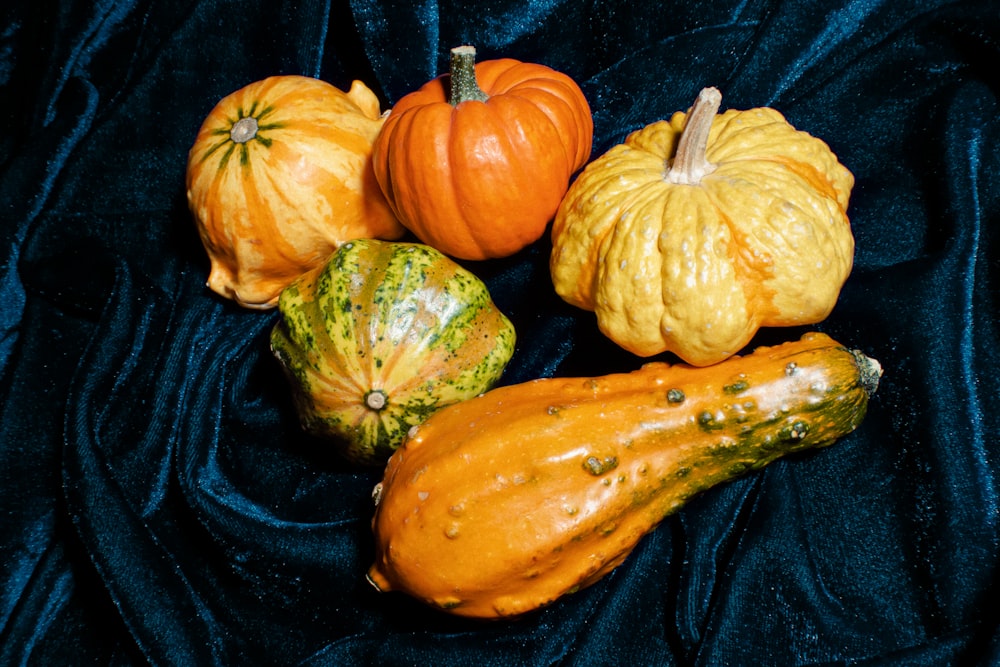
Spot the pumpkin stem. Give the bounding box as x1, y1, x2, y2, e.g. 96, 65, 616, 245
666, 87, 722, 185
448, 45, 489, 105
230, 117, 259, 144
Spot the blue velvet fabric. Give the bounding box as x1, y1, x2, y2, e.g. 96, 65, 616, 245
2, 1, 999, 664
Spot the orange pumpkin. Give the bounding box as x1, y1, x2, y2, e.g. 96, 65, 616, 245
368, 332, 881, 618
372, 46, 593, 261
186, 75, 405, 309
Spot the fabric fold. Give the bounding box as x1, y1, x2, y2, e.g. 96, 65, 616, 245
3, 0, 1000, 664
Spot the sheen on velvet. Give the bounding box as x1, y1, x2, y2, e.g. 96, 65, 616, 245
2, 0, 999, 665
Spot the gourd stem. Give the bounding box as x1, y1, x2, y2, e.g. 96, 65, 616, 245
666, 87, 722, 185
449, 45, 489, 105
365, 389, 388, 411
851, 350, 883, 397
230, 116, 259, 144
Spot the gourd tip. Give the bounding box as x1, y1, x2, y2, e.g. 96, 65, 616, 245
699, 86, 723, 106
365, 389, 388, 411
852, 350, 883, 396
366, 568, 392, 593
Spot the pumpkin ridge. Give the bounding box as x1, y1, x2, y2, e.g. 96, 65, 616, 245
701, 159, 853, 316
550, 148, 649, 308
487, 93, 570, 211
378, 295, 496, 400
217, 139, 241, 171
700, 108, 783, 160
353, 245, 499, 408
450, 94, 568, 255
387, 81, 445, 115
288, 118, 374, 158
584, 178, 672, 303
500, 74, 592, 170
235, 98, 255, 121
363, 251, 437, 393
443, 103, 530, 257
253, 103, 280, 125
194, 171, 232, 265
488, 61, 567, 95
469, 58, 524, 94
695, 174, 782, 319
764, 155, 847, 207
273, 297, 369, 432
711, 153, 842, 208
399, 107, 480, 254
197, 128, 234, 166
705, 110, 852, 207
301, 363, 367, 413
596, 188, 710, 356
226, 167, 291, 304
494, 89, 575, 178
264, 76, 324, 109
333, 247, 387, 393
247, 75, 285, 106
251, 150, 319, 271
652, 187, 755, 360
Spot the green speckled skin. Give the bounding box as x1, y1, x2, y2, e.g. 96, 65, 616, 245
270, 239, 516, 466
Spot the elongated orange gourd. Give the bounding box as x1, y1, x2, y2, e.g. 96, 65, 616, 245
367, 332, 881, 618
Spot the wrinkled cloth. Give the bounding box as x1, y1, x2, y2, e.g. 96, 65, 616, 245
2, 1, 999, 665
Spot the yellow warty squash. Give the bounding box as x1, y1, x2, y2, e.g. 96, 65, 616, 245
550, 87, 855, 366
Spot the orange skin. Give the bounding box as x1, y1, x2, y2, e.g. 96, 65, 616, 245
367, 332, 881, 618
186, 76, 404, 309
372, 53, 593, 261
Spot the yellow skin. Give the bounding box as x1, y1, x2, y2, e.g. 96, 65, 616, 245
550, 87, 855, 366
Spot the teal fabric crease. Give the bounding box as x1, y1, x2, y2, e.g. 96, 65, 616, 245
2, 0, 999, 665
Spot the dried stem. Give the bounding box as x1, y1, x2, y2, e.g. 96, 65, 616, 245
666, 87, 722, 184
449, 45, 489, 105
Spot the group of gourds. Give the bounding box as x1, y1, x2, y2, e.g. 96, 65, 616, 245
185, 46, 881, 619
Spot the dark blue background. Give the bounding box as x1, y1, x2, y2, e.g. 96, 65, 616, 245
2, 1, 999, 664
